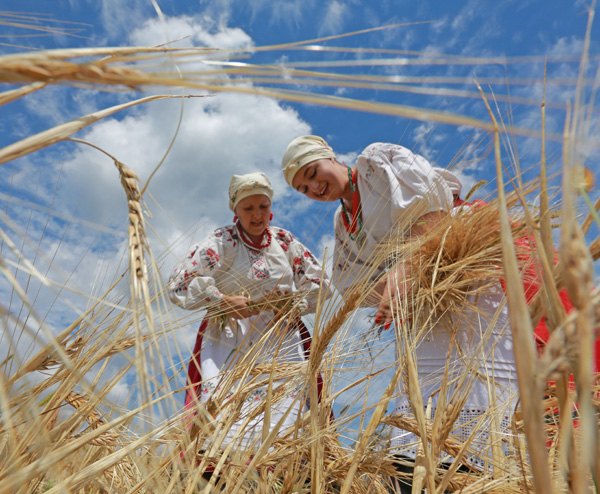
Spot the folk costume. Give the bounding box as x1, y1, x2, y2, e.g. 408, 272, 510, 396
168, 173, 329, 450
283, 138, 519, 469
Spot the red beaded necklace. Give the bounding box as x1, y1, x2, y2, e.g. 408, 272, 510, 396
340, 166, 363, 240
236, 222, 272, 250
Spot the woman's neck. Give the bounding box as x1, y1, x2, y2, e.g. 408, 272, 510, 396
342, 165, 358, 204
342, 188, 353, 204
236, 222, 269, 248
246, 231, 264, 245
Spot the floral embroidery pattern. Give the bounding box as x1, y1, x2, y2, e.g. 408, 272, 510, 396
247, 249, 270, 279
248, 389, 267, 402
172, 270, 193, 293
200, 381, 233, 400
200, 382, 303, 406
201, 247, 220, 270
200, 381, 216, 396
214, 226, 239, 247
303, 250, 317, 264
274, 228, 294, 251
292, 256, 304, 277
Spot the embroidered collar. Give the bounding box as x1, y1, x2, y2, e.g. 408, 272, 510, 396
340, 166, 363, 241
236, 222, 272, 250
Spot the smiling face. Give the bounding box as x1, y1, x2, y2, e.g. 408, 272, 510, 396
291, 158, 351, 202
235, 194, 272, 241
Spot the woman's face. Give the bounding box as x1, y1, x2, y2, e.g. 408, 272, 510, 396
291, 158, 350, 202
235, 194, 272, 238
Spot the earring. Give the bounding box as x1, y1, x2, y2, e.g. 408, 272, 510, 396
233, 215, 238, 223
269, 213, 273, 221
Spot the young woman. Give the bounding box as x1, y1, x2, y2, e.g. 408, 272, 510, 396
168, 172, 329, 451
282, 135, 519, 487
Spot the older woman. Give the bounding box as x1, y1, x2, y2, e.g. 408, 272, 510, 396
168, 172, 329, 451
282, 135, 519, 487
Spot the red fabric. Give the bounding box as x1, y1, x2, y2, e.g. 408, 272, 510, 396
341, 168, 361, 235
454, 196, 599, 372
508, 235, 566, 356
184, 318, 208, 410
507, 235, 600, 373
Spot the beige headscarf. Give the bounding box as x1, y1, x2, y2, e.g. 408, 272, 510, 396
281, 135, 335, 187
228, 172, 274, 212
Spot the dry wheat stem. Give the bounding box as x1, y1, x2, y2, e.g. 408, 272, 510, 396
560, 68, 599, 493
0, 48, 579, 144
477, 82, 553, 494
40, 423, 168, 494
0, 390, 170, 494
0, 80, 46, 106
340, 361, 403, 494
0, 94, 204, 166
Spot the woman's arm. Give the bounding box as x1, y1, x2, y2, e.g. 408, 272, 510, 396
168, 231, 230, 311
275, 228, 331, 314
217, 295, 258, 319
407, 210, 447, 238
373, 210, 447, 325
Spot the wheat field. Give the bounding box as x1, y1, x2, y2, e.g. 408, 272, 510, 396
0, 10, 599, 494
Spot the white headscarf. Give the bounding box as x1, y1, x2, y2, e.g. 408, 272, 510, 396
281, 135, 335, 187
228, 172, 274, 211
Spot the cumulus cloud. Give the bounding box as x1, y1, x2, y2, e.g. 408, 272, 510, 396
93, 0, 153, 42
59, 91, 310, 259
129, 14, 253, 50
1, 14, 314, 417
47, 14, 314, 265
318, 0, 349, 37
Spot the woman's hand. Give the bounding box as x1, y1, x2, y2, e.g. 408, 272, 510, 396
373, 263, 409, 328
219, 295, 259, 320
263, 288, 294, 323
374, 278, 394, 329
372, 211, 440, 327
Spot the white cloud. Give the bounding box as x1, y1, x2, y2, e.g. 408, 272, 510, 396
336, 150, 358, 166
451, 3, 478, 33
410, 121, 436, 159
431, 16, 449, 35
1, 14, 316, 423
95, 0, 152, 41
196, 0, 314, 30
50, 15, 311, 267
261, 0, 315, 28
318, 0, 349, 37
129, 15, 253, 50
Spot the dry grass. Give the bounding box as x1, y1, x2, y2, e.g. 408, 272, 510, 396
1, 10, 599, 494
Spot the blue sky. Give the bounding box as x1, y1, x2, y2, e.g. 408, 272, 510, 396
1, 1, 599, 414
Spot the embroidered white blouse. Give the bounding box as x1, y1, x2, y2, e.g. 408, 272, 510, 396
168, 224, 329, 449
330, 142, 518, 467
332, 142, 462, 294
169, 224, 326, 313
